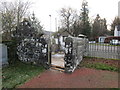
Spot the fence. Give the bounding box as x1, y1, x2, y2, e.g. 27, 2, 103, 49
64, 38, 120, 73
86, 43, 120, 59
16, 35, 120, 73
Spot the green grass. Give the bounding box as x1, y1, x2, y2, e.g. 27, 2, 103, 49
2, 61, 45, 88
109, 88, 120, 90
83, 63, 118, 72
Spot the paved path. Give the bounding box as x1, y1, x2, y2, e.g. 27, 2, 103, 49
51, 54, 64, 68
19, 68, 118, 88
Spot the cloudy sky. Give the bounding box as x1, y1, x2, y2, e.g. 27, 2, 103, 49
2, 0, 120, 32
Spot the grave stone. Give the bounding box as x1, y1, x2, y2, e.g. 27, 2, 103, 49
0, 44, 8, 66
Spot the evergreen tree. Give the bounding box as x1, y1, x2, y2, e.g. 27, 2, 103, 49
80, 0, 91, 38
30, 12, 44, 34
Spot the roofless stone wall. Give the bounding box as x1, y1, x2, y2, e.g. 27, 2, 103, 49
64, 36, 88, 73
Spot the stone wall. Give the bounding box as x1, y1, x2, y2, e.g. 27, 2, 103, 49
64, 36, 88, 73
17, 37, 49, 67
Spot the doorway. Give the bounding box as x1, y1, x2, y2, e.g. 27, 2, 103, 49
50, 44, 65, 72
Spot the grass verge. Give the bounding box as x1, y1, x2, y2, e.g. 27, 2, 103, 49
84, 56, 120, 60
80, 62, 118, 72
2, 61, 45, 88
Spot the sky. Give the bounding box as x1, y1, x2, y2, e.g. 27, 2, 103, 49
1, 0, 120, 32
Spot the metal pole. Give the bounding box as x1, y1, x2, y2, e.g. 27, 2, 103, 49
48, 15, 51, 66
55, 18, 57, 32
49, 15, 51, 39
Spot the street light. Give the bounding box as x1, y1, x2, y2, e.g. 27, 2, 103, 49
49, 15, 52, 43
48, 15, 51, 66
49, 15, 51, 35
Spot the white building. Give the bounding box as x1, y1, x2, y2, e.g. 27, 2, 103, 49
98, 36, 106, 43
114, 25, 120, 36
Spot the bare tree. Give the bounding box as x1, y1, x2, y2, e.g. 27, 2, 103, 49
0, 2, 16, 37
80, 0, 91, 38
14, 0, 31, 29
0, 0, 31, 40
59, 7, 77, 34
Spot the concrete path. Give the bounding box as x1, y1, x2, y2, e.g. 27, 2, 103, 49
19, 68, 118, 88
51, 54, 64, 68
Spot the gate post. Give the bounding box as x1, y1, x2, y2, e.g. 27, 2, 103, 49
48, 43, 51, 66
64, 36, 87, 73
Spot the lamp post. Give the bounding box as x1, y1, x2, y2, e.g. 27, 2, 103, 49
49, 15, 51, 39
55, 18, 57, 32
48, 15, 51, 66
